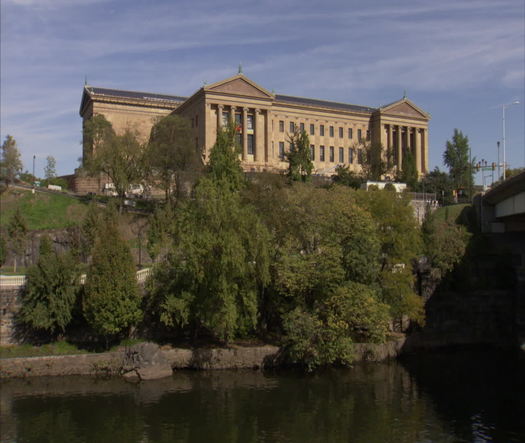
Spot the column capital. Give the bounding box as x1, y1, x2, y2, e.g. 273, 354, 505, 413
243, 107, 249, 113
255, 108, 261, 114
217, 104, 224, 110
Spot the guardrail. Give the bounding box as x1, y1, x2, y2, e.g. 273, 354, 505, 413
1, 268, 152, 289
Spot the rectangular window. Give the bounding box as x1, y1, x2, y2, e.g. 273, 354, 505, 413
310, 144, 315, 161
329, 146, 335, 162
348, 148, 354, 164
247, 134, 254, 155
329, 126, 334, 137
279, 142, 285, 160
300, 122, 305, 132
339, 127, 343, 138
339, 147, 344, 163
235, 113, 242, 126
310, 124, 315, 135
247, 115, 254, 130
279, 120, 284, 132
290, 122, 295, 133
235, 133, 242, 148
348, 128, 353, 139
358, 129, 362, 141
320, 145, 325, 162
320, 125, 325, 136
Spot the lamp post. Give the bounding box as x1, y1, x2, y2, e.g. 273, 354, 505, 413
502, 100, 520, 181
32, 155, 36, 194
496, 141, 500, 181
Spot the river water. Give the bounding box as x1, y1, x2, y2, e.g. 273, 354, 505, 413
1, 350, 524, 442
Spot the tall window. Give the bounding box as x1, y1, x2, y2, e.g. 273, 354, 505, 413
329, 126, 334, 137
310, 124, 315, 135
339, 127, 343, 138
279, 120, 284, 132
320, 125, 325, 136
247, 115, 254, 130
310, 144, 315, 161
279, 142, 285, 160
300, 122, 305, 132
247, 134, 254, 155
339, 147, 344, 163
320, 145, 325, 161
329, 146, 335, 162
358, 149, 363, 164
348, 128, 353, 139
235, 113, 242, 126
358, 129, 362, 141
290, 122, 295, 133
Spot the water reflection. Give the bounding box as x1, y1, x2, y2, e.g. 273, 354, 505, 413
1, 350, 523, 442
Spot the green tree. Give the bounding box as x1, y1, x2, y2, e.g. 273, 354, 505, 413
44, 156, 57, 179
0, 233, 6, 267
146, 115, 201, 201
286, 130, 313, 182
7, 208, 28, 273
417, 167, 455, 205
83, 215, 141, 340
20, 236, 80, 336
1, 135, 23, 187
443, 129, 474, 196
147, 125, 270, 342
84, 115, 146, 210
398, 149, 418, 189
146, 203, 175, 262
361, 141, 393, 181
78, 201, 102, 262
332, 165, 363, 189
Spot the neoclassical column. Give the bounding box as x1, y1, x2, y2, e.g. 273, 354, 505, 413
230, 106, 236, 124
242, 107, 248, 160
217, 104, 223, 129
415, 128, 421, 175
423, 129, 429, 173
397, 125, 403, 169
254, 109, 261, 162
405, 126, 411, 155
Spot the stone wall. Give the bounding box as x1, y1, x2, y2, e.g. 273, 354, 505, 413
0, 289, 21, 346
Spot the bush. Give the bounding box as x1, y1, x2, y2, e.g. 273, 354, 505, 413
19, 236, 80, 336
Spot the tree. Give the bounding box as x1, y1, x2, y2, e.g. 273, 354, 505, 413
443, 129, 474, 196
7, 208, 28, 273
398, 149, 418, 189
84, 115, 146, 210
20, 236, 80, 336
83, 214, 142, 340
1, 135, 23, 187
332, 165, 363, 189
146, 115, 201, 201
44, 156, 57, 179
147, 125, 270, 342
417, 167, 455, 205
286, 130, 313, 182
361, 141, 394, 181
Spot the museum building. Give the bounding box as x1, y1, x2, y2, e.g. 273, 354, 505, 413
78, 73, 430, 191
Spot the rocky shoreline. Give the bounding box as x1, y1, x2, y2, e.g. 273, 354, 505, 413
0, 337, 406, 380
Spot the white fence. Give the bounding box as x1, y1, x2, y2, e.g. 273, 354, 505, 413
0, 268, 152, 289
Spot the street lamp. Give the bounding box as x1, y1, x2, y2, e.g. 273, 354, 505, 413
496, 141, 500, 181
502, 100, 520, 181
32, 155, 36, 194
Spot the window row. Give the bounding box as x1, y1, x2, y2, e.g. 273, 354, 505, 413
278, 143, 364, 165
223, 112, 254, 129
278, 121, 368, 140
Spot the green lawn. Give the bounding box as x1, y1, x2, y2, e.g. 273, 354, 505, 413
0, 341, 88, 359
433, 203, 470, 224
1, 188, 88, 230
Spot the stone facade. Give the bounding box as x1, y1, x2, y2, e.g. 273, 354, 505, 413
78, 74, 430, 193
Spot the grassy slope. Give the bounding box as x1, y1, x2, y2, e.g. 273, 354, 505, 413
1, 188, 87, 230
432, 203, 470, 225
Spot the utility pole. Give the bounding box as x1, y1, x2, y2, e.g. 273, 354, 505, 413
497, 141, 500, 181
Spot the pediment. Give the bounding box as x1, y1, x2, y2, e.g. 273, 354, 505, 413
205, 75, 274, 99
380, 99, 430, 119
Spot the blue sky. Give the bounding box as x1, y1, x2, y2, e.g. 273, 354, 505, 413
1, 0, 524, 183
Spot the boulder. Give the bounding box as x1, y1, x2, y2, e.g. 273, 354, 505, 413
122, 342, 173, 381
